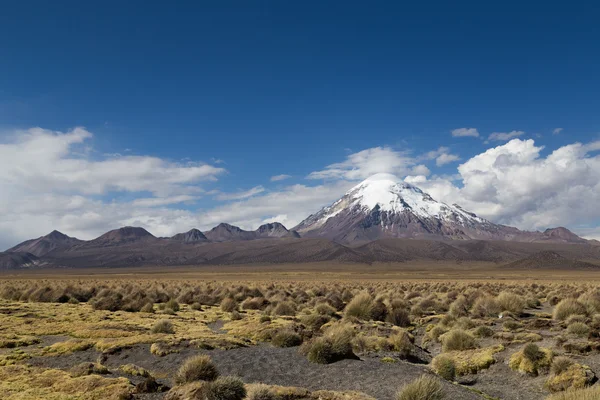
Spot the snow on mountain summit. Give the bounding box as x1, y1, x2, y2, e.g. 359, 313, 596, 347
298, 173, 483, 231
293, 173, 508, 243
347, 173, 451, 218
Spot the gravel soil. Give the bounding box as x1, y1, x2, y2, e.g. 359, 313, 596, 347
29, 342, 484, 400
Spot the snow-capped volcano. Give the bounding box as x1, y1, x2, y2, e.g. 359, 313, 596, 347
293, 173, 524, 243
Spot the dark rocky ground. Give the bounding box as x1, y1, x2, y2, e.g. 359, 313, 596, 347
29, 342, 485, 400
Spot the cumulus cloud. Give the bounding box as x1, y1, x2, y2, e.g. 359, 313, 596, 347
270, 174, 291, 182
197, 181, 355, 231
0, 127, 225, 197
421, 147, 461, 167
307, 147, 414, 181
411, 165, 431, 176
435, 153, 461, 166
487, 130, 525, 142
451, 127, 479, 137
553, 128, 563, 135
0, 127, 225, 249
415, 138, 600, 232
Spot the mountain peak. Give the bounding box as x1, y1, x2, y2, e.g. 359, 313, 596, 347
294, 176, 496, 242
171, 228, 208, 243
45, 230, 70, 240
347, 174, 432, 216
204, 223, 253, 242
214, 223, 242, 232
256, 223, 301, 238
7, 230, 81, 257
542, 227, 587, 243
92, 226, 155, 244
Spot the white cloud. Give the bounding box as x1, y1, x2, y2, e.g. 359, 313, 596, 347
197, 181, 355, 231
487, 130, 525, 142
216, 186, 265, 201
132, 195, 199, 207
553, 128, 563, 135
270, 174, 292, 182
415, 138, 600, 231
307, 146, 414, 181
0, 127, 225, 197
404, 175, 428, 185
411, 165, 431, 176
0, 127, 226, 249
451, 127, 479, 137
421, 146, 461, 167
575, 227, 600, 241
435, 153, 461, 166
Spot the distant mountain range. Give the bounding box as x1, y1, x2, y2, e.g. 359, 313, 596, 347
1, 174, 598, 269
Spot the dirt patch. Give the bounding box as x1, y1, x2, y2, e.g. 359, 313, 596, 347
206, 320, 226, 334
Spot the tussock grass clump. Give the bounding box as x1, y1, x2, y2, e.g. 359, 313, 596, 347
272, 301, 296, 316
509, 343, 553, 376
545, 385, 600, 400
473, 326, 494, 338
578, 291, 600, 315
344, 292, 374, 320
302, 324, 355, 364
299, 313, 331, 331
141, 302, 155, 313
202, 376, 247, 400
271, 330, 302, 348
546, 363, 595, 392
119, 363, 151, 377
151, 319, 175, 334
242, 297, 268, 310
389, 330, 414, 357
567, 322, 590, 336
396, 375, 445, 400
440, 329, 476, 352
454, 317, 476, 330
503, 320, 522, 332
371, 300, 388, 321
220, 297, 238, 312
432, 345, 503, 376
423, 325, 447, 346
174, 355, 219, 384
551, 357, 574, 375
304, 337, 333, 364
431, 355, 456, 381
246, 383, 276, 400
496, 291, 526, 315
315, 303, 337, 316
165, 299, 180, 312
553, 299, 587, 321
386, 306, 411, 327
150, 342, 179, 357
448, 296, 469, 318
91, 291, 123, 311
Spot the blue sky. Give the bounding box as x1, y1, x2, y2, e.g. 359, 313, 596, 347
0, 1, 599, 247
